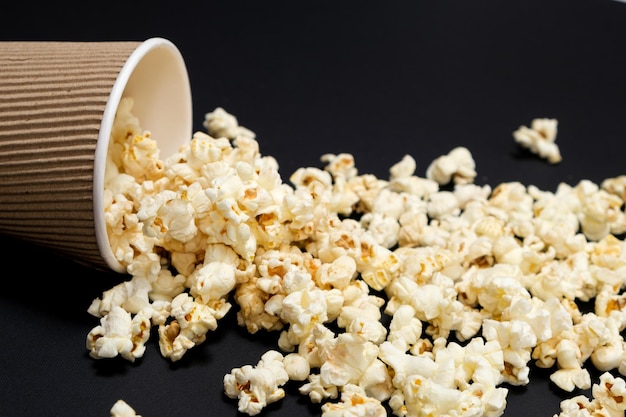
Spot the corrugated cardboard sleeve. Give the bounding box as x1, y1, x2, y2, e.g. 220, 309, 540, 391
0, 41, 141, 270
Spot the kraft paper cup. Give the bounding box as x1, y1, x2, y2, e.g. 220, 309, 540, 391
0, 37, 192, 273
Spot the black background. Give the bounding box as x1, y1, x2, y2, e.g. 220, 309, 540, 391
1, 1, 626, 416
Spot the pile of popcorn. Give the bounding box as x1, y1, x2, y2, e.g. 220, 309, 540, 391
94, 98, 626, 417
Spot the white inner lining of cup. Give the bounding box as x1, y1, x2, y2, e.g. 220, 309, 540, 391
94, 37, 192, 273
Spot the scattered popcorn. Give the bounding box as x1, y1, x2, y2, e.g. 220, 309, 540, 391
93, 103, 626, 416
513, 117, 562, 164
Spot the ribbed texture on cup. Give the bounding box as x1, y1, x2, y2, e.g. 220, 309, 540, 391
0, 41, 140, 270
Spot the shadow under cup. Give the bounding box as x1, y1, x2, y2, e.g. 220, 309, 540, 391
0, 37, 192, 273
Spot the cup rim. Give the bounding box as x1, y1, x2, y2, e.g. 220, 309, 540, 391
93, 37, 192, 273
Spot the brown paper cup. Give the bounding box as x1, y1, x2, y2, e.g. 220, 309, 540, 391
0, 38, 192, 273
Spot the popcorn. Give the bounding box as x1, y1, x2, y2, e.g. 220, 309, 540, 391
555, 373, 626, 417
157, 293, 222, 361
482, 318, 534, 385
224, 350, 289, 416
93, 104, 626, 416
299, 373, 340, 404
554, 394, 612, 417
549, 338, 591, 391
426, 146, 477, 185
386, 304, 423, 351
355, 233, 401, 291
203, 106, 256, 140
188, 261, 236, 304
86, 306, 150, 362
110, 400, 141, 417
318, 332, 380, 389
283, 352, 310, 381
592, 372, 626, 414
513, 117, 562, 164
280, 285, 330, 345
320, 384, 387, 417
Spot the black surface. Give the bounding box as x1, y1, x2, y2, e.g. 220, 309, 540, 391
1, 1, 626, 416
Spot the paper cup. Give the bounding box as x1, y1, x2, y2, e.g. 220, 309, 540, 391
0, 37, 192, 273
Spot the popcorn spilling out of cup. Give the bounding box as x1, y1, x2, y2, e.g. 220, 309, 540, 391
1, 38, 624, 417
97, 95, 626, 417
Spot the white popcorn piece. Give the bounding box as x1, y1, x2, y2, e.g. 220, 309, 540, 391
314, 254, 357, 290
458, 337, 506, 389
355, 233, 401, 291
299, 373, 340, 404
235, 281, 284, 335
291, 323, 334, 369
386, 304, 423, 351
87, 276, 152, 317
359, 211, 400, 249
549, 338, 591, 392
321, 384, 387, 417
203, 106, 256, 140
280, 285, 329, 344
109, 98, 164, 184
554, 394, 613, 417
347, 316, 388, 345
86, 306, 150, 362
513, 118, 562, 164
157, 293, 221, 361
397, 208, 429, 247
224, 350, 288, 416
427, 190, 461, 220
124, 252, 162, 283
188, 261, 237, 304
482, 318, 535, 385
426, 146, 477, 185
399, 374, 464, 417
358, 357, 394, 401
590, 317, 625, 372
591, 234, 626, 272
477, 274, 532, 317
146, 269, 187, 302
337, 280, 385, 331
107, 215, 158, 273
389, 154, 417, 181
380, 338, 508, 417
386, 268, 476, 341
110, 400, 141, 417
321, 152, 358, 182
592, 372, 626, 414
602, 175, 626, 203
573, 180, 619, 241
506, 296, 573, 346
378, 341, 438, 388
319, 332, 379, 388
121, 132, 163, 182
369, 187, 410, 221
571, 313, 614, 365
137, 299, 171, 327
283, 352, 310, 381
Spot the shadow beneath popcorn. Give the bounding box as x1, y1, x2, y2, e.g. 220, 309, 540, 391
1, 234, 125, 324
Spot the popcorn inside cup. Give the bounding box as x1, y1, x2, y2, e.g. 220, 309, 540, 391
94, 37, 192, 273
